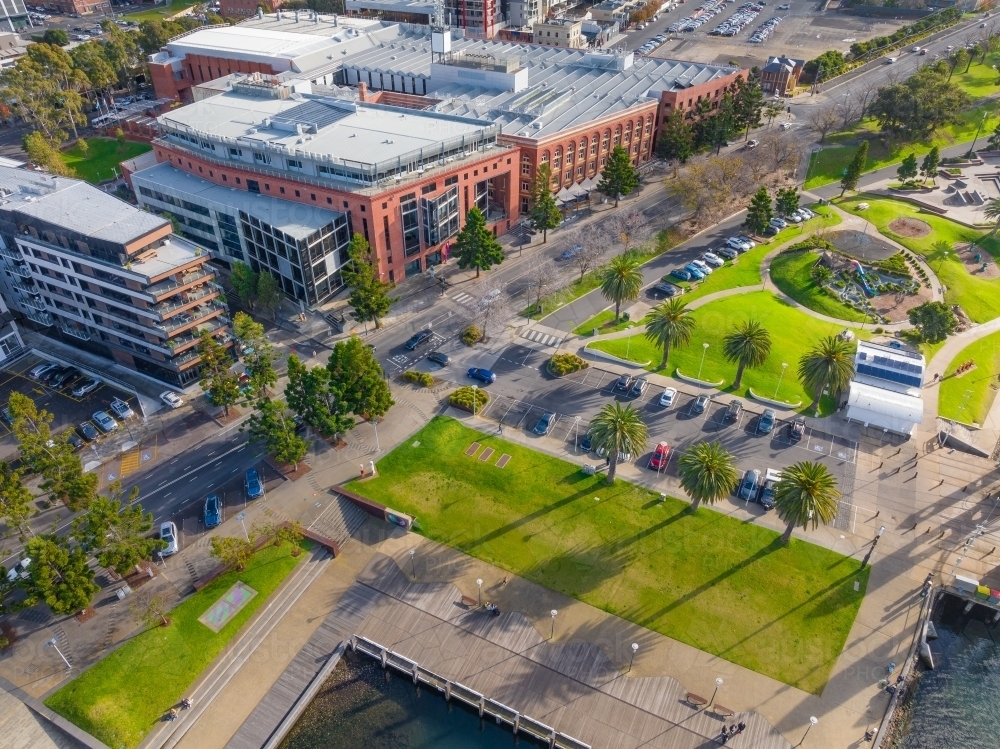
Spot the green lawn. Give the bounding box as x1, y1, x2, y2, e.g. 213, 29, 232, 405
949, 52, 1000, 100
61, 138, 152, 185
352, 417, 869, 694
835, 194, 1000, 323
804, 104, 1000, 189
589, 291, 860, 412
938, 329, 1000, 424
122, 0, 201, 23
45, 542, 307, 749
770, 250, 868, 323
573, 310, 644, 336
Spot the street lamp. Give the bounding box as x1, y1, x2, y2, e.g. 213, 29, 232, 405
628, 642, 638, 672
373, 418, 381, 452
472, 384, 478, 417
802, 716, 818, 743
550, 609, 557, 639
711, 677, 723, 705
774, 362, 788, 399
477, 578, 483, 606
409, 548, 416, 577
235, 511, 249, 542
697, 343, 709, 380
45, 637, 72, 671
968, 110, 990, 158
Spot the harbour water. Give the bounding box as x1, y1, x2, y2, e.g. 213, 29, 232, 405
279, 649, 545, 749
894, 594, 1000, 749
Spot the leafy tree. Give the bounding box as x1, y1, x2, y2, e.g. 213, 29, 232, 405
745, 187, 773, 235
232, 311, 276, 398
274, 520, 305, 556
244, 398, 308, 470
948, 48, 970, 81
72, 481, 163, 573
230, 260, 259, 309
198, 330, 240, 418
0, 462, 32, 540
987, 123, 1000, 151
285, 355, 354, 440
920, 146, 940, 182
255, 272, 283, 319
644, 297, 695, 369
678, 442, 739, 512
723, 319, 772, 390
588, 402, 648, 484
868, 65, 970, 140
210, 535, 255, 572
343, 233, 395, 328
22, 535, 99, 615
601, 252, 643, 322
811, 264, 832, 285
732, 71, 764, 140
528, 163, 562, 242
453, 207, 504, 277
908, 301, 957, 343
774, 461, 840, 543
327, 336, 394, 420
775, 187, 800, 217
986, 197, 1000, 235
798, 335, 856, 411
804, 50, 847, 82
129, 589, 169, 629
597, 145, 640, 207
70, 41, 115, 93
897, 152, 919, 184
42, 29, 68, 46
840, 141, 868, 197
656, 108, 695, 163
22, 132, 74, 176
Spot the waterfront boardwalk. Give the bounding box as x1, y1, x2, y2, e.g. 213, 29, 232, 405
234, 552, 790, 749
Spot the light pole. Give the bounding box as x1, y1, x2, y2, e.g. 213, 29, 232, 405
947, 555, 964, 584
373, 418, 381, 452
45, 637, 71, 671
472, 384, 478, 417
628, 642, 638, 672
801, 716, 818, 744
550, 609, 557, 639
235, 511, 249, 542
409, 548, 416, 578
774, 362, 788, 399
711, 677, 723, 705
477, 578, 483, 606
968, 110, 990, 158
697, 343, 709, 380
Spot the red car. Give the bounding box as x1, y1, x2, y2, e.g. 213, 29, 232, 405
648, 441, 671, 471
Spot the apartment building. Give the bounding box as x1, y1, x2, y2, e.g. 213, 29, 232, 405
532, 18, 583, 48
0, 166, 231, 386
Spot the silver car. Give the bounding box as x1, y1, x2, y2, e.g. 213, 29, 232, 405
159, 521, 179, 556
92, 410, 118, 433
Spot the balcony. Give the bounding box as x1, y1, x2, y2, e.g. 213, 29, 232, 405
155, 286, 220, 321
26, 310, 53, 327
8, 262, 31, 279
160, 299, 226, 336
146, 268, 214, 301
166, 316, 230, 354
59, 325, 91, 342
0, 245, 22, 261
11, 280, 35, 294
22, 297, 46, 312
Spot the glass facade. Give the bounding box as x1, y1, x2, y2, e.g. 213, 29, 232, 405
421, 187, 460, 247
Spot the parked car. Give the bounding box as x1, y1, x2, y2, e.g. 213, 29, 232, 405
660, 387, 677, 408
109, 397, 135, 420
693, 394, 711, 414
72, 377, 101, 397
427, 351, 450, 366
0, 406, 12, 426
40, 365, 69, 384
91, 410, 118, 433
578, 431, 594, 452
757, 468, 781, 510
790, 418, 806, 442
738, 469, 761, 501
736, 235, 757, 248
467, 367, 496, 384
762, 226, 779, 237
648, 441, 671, 471
533, 412, 556, 435
684, 264, 705, 280
6, 557, 30, 582
798, 207, 815, 219
724, 399, 742, 423
159, 521, 179, 556
650, 281, 682, 298
746, 139, 759, 149
780, 121, 792, 130
726, 237, 751, 252
769, 217, 787, 229
613, 373, 634, 393
716, 246, 739, 260
29, 362, 57, 380
758, 408, 776, 434
670, 268, 694, 282
596, 445, 632, 463
690, 258, 713, 274
159, 391, 183, 409
629, 377, 649, 397
702, 252, 724, 267
404, 329, 433, 351
204, 494, 222, 528
245, 468, 264, 499
78, 422, 99, 442
52, 367, 81, 389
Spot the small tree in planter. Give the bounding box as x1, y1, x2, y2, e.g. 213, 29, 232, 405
548, 353, 589, 376
461, 325, 483, 346
273, 522, 305, 557
450, 386, 489, 413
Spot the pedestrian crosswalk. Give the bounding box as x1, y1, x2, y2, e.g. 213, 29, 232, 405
452, 292, 476, 308
521, 329, 564, 348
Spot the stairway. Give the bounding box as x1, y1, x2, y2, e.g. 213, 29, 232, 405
307, 493, 370, 549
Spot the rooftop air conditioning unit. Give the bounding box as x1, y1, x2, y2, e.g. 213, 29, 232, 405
532, 120, 543, 129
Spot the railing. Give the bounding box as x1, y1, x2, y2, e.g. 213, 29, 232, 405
25, 310, 53, 327
8, 262, 31, 278
11, 280, 35, 294
0, 245, 22, 261
159, 300, 226, 335
59, 325, 91, 341
351, 636, 591, 749
22, 296, 46, 312
146, 268, 214, 300
154, 286, 219, 319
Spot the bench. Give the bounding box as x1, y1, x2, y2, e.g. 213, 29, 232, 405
685, 692, 708, 706
460, 595, 480, 608
713, 703, 735, 718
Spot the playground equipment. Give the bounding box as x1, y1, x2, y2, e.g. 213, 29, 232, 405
850, 259, 877, 297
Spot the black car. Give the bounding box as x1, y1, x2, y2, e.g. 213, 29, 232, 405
762, 226, 779, 237
692, 394, 711, 414
41, 365, 69, 384
66, 431, 84, 451
53, 368, 82, 389
790, 418, 806, 442
629, 377, 649, 397
650, 281, 682, 298
724, 399, 742, 422
427, 351, 450, 366
613, 374, 634, 393
579, 432, 594, 452
405, 330, 433, 351
77, 422, 99, 442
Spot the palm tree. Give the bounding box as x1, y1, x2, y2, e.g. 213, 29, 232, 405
678, 441, 738, 511
589, 402, 648, 484
722, 319, 772, 390
798, 335, 855, 412
644, 297, 695, 369
985, 197, 1000, 236
773, 461, 840, 544
601, 253, 643, 322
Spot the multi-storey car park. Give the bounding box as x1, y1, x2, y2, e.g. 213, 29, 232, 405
0, 165, 232, 386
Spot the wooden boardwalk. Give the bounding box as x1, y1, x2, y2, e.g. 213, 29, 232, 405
230, 553, 792, 749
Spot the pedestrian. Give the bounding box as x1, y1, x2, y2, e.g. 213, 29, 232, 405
359, 464, 365, 478
737, 722, 746, 734
729, 724, 737, 735
497, 422, 503, 435
501, 576, 508, 586
878, 461, 883, 469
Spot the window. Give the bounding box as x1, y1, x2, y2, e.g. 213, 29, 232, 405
521, 181, 530, 192
280, 187, 285, 194
253, 151, 269, 165
521, 162, 531, 175
287, 158, 303, 170
421, 186, 459, 247
421, 182, 437, 195
383, 215, 392, 251
401, 195, 421, 257
229, 147, 241, 158
247, 179, 260, 194
295, 190, 300, 197
445, 175, 458, 186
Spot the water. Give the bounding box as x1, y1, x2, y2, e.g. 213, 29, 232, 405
279, 650, 546, 749
894, 595, 1000, 749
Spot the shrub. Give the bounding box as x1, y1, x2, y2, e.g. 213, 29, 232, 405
872, 253, 911, 278
461, 325, 483, 346
874, 327, 884, 333
450, 386, 489, 412
403, 370, 434, 387
549, 353, 589, 376
783, 237, 837, 254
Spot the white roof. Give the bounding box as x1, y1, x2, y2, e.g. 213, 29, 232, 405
844, 381, 924, 436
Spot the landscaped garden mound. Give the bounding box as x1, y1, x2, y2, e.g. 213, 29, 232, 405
888, 218, 932, 238
955, 242, 1000, 280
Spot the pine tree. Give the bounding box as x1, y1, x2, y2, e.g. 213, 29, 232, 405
453, 207, 504, 278
840, 141, 869, 196
920, 146, 940, 183
198, 330, 241, 418
597, 145, 640, 207
528, 163, 561, 242
327, 335, 394, 421
745, 187, 773, 235
342, 233, 395, 328
775, 187, 800, 217
656, 108, 695, 163
897, 152, 918, 184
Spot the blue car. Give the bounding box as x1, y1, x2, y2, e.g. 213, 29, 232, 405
467, 367, 496, 384
670, 268, 693, 282
245, 468, 264, 500
757, 409, 776, 434
684, 264, 706, 280
204, 493, 222, 528
533, 412, 556, 435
